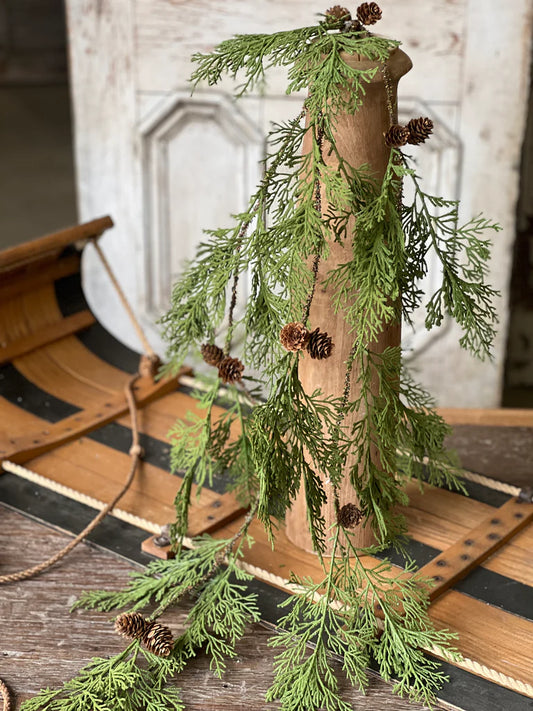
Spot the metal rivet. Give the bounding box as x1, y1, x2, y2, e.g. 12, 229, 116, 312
487, 532, 500, 541
436, 559, 447, 567
207, 515, 215, 521
514, 512, 524, 519
211, 500, 223, 508
433, 575, 444, 582
153, 535, 171, 548
464, 539, 474, 546
460, 554, 470, 561
490, 518, 500, 525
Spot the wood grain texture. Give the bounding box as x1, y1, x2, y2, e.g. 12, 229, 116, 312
438, 408, 533, 428
0, 309, 95, 365
286, 48, 412, 552
0, 252, 81, 302
0, 374, 181, 466
417, 496, 533, 601
0, 216, 113, 272
0, 505, 447, 710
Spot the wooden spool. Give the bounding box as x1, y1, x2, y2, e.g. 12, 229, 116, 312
285, 48, 412, 553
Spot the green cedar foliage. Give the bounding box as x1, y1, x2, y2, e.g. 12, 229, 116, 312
26, 12, 499, 711
20, 642, 185, 711
267, 527, 460, 710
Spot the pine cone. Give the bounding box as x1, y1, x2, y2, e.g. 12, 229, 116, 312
356, 2, 382, 25
143, 622, 174, 657
114, 612, 148, 640
201, 343, 225, 367
218, 356, 245, 384
280, 322, 310, 352
325, 5, 352, 24
384, 124, 410, 148
406, 117, 434, 145
306, 328, 334, 360
338, 503, 364, 529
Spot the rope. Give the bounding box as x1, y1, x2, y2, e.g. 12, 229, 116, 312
459, 468, 521, 497
0, 376, 142, 585
90, 237, 156, 359
428, 646, 533, 699
0, 679, 10, 711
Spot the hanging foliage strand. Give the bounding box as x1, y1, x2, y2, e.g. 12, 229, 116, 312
24, 5, 500, 711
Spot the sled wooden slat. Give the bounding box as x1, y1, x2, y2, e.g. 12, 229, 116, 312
0, 216, 113, 272
0, 374, 183, 466
0, 310, 95, 365
417, 496, 533, 602
0, 252, 81, 302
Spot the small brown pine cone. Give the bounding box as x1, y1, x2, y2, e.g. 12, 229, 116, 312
143, 622, 174, 657
306, 328, 334, 360
280, 322, 310, 352
338, 503, 364, 529
325, 5, 352, 23
406, 117, 434, 145
201, 343, 225, 367
384, 124, 410, 148
356, 2, 382, 25
218, 355, 245, 384
114, 612, 148, 640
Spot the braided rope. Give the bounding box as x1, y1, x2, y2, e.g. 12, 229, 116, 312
459, 469, 521, 497
0, 376, 143, 585
428, 646, 533, 699
0, 679, 10, 711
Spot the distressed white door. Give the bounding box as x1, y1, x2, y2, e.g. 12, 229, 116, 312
66, 0, 532, 406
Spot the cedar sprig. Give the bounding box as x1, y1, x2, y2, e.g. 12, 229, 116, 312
73, 536, 234, 614
268, 527, 460, 710
400, 155, 501, 359
20, 642, 184, 711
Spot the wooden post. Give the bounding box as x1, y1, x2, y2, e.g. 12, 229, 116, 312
285, 48, 412, 553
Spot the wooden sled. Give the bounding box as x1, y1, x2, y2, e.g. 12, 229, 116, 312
0, 219, 532, 711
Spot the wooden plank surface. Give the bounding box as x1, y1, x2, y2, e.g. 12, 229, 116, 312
417, 496, 533, 601
0, 505, 445, 711
0, 309, 95, 365
0, 252, 81, 302
26, 436, 244, 537
438, 407, 533, 428
0, 374, 182, 466
0, 216, 113, 272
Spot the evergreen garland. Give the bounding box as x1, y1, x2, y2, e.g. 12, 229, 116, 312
24, 5, 500, 710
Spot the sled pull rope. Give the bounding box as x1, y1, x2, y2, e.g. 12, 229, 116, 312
89, 235, 157, 362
